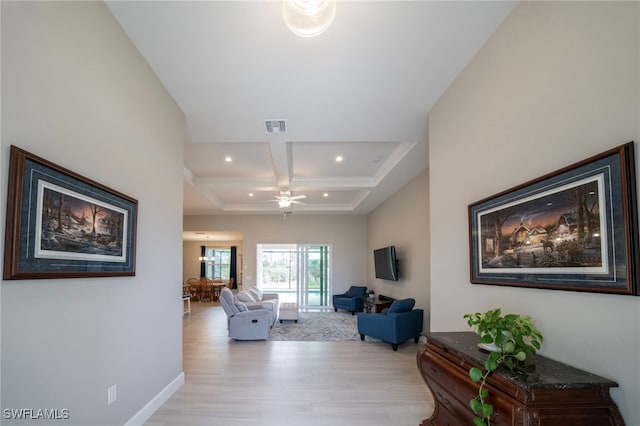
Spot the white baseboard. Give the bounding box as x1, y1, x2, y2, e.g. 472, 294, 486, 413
124, 372, 185, 426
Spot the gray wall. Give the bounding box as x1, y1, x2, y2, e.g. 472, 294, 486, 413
1, 2, 185, 425
429, 2, 639, 424
183, 214, 367, 296
367, 170, 429, 329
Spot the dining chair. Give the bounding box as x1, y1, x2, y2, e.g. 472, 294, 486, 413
200, 277, 214, 303
187, 277, 200, 301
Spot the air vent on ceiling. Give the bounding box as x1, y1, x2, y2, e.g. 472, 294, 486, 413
265, 119, 287, 134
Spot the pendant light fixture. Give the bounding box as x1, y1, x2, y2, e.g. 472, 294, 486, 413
282, 0, 336, 37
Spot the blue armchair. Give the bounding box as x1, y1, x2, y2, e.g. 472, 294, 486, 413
332, 285, 367, 315
357, 298, 423, 351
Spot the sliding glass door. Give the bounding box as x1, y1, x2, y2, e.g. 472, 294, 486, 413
258, 244, 331, 308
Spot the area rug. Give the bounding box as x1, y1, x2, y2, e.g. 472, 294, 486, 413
269, 311, 366, 341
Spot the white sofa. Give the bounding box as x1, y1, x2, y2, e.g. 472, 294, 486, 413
219, 288, 271, 341
236, 287, 279, 326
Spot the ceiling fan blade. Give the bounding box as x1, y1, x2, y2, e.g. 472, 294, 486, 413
289, 195, 306, 200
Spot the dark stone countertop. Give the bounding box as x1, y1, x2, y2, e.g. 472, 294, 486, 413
424, 332, 618, 390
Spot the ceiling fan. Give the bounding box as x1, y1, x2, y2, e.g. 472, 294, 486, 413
272, 189, 306, 209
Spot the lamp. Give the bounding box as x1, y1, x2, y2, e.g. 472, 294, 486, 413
282, 0, 336, 37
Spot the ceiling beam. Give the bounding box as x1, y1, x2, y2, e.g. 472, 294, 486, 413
268, 139, 291, 191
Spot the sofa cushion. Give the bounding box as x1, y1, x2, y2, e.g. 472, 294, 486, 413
388, 298, 415, 314
236, 301, 248, 312
247, 286, 263, 301
237, 291, 256, 302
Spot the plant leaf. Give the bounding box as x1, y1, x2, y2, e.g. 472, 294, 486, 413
502, 358, 514, 371
485, 351, 500, 371
480, 334, 494, 344
473, 417, 487, 426
485, 357, 497, 371
469, 367, 483, 383
481, 403, 494, 418
504, 341, 515, 353
470, 398, 482, 413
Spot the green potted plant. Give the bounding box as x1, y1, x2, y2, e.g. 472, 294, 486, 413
463, 308, 543, 426
366, 289, 375, 299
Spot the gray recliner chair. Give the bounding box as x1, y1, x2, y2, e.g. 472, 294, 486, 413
219, 287, 271, 341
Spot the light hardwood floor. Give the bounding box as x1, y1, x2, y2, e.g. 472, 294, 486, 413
145, 301, 434, 426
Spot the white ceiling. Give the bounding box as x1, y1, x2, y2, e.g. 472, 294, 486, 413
107, 1, 516, 217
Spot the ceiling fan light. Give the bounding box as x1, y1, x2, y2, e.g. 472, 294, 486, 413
278, 199, 292, 208
283, 0, 336, 38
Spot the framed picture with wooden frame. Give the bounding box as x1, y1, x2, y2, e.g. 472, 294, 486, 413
3, 145, 137, 279
468, 142, 639, 295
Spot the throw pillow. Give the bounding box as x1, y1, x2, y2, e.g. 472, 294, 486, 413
388, 298, 415, 313
236, 291, 256, 303
248, 286, 264, 301
235, 301, 248, 312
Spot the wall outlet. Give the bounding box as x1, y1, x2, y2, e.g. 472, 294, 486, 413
107, 384, 117, 405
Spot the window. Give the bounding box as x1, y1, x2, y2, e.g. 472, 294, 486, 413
204, 248, 230, 279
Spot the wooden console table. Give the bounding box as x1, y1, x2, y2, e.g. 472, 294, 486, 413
362, 296, 392, 313
417, 332, 624, 426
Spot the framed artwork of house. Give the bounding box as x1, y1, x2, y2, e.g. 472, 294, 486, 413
468, 142, 639, 295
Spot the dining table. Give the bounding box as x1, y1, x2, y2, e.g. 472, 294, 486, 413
209, 281, 228, 301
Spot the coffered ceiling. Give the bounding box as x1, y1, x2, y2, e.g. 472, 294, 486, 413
107, 1, 516, 215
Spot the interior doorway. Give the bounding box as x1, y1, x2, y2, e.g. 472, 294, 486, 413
257, 243, 331, 308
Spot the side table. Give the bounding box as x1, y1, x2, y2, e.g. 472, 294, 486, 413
362, 297, 392, 313
182, 294, 191, 315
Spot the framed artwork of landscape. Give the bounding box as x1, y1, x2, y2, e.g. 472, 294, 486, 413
3, 145, 137, 280
468, 142, 639, 295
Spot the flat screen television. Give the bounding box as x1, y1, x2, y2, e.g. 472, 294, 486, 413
374, 246, 398, 281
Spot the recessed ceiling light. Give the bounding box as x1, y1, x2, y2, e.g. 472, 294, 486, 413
225, 156, 232, 162
249, 193, 254, 197
335, 155, 343, 162
323, 193, 329, 197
